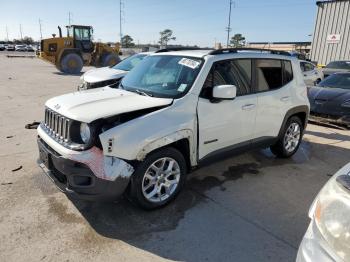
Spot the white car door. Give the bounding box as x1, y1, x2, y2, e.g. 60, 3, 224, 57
253, 59, 294, 139
197, 59, 257, 159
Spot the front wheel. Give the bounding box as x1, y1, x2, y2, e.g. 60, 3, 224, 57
102, 53, 121, 67
60, 53, 83, 74
128, 147, 187, 210
270, 116, 303, 158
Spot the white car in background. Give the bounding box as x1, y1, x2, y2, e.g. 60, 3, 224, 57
297, 162, 350, 262
300, 60, 324, 86
78, 52, 152, 90
15, 44, 27, 52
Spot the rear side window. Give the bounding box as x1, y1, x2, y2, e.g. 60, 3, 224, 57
256, 59, 283, 91
201, 59, 252, 98
283, 61, 293, 85
255, 59, 293, 92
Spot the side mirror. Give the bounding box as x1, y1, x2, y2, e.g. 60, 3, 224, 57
212, 85, 237, 102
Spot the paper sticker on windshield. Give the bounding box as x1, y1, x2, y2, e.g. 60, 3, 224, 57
178, 84, 187, 92
179, 58, 200, 69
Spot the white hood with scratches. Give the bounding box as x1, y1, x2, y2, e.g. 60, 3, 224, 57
45, 87, 173, 123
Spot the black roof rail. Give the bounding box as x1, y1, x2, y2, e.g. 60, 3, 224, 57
155, 47, 212, 53
208, 48, 291, 56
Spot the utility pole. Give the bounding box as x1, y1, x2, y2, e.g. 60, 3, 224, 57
68, 12, 72, 26
19, 24, 23, 41
226, 0, 235, 47
38, 19, 43, 40
6, 26, 9, 42
119, 0, 124, 45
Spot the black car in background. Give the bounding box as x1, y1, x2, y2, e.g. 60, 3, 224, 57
308, 73, 350, 128
323, 60, 350, 78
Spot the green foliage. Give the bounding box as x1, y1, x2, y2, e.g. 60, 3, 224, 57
121, 35, 135, 48
158, 29, 176, 47
230, 33, 246, 47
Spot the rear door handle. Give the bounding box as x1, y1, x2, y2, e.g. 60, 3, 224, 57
280, 96, 290, 102
242, 104, 256, 110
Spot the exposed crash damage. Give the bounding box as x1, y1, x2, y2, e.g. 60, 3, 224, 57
69, 147, 134, 181
37, 87, 174, 200
135, 129, 196, 165
37, 48, 309, 209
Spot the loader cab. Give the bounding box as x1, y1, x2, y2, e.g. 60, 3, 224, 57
67, 25, 94, 53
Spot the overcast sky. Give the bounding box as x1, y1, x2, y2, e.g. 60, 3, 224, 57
1, 0, 317, 46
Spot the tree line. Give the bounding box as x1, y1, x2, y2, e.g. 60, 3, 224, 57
121, 29, 246, 48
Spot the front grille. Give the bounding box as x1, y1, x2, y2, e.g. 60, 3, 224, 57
43, 108, 71, 142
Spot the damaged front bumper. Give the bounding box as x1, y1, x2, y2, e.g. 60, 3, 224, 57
37, 125, 134, 201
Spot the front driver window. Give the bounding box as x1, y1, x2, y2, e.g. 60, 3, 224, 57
200, 59, 252, 99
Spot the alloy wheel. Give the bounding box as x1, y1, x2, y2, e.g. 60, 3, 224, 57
142, 157, 181, 203
284, 122, 301, 153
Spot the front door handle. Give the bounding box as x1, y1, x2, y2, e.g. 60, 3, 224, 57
242, 104, 256, 110
280, 96, 290, 102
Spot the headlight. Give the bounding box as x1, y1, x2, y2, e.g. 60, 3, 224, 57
80, 123, 91, 143
310, 165, 350, 261
78, 80, 87, 91
341, 100, 350, 108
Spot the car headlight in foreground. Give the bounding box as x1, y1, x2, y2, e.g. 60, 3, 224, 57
80, 123, 92, 144
309, 165, 350, 261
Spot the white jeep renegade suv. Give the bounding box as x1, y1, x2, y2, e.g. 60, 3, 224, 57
37, 48, 310, 209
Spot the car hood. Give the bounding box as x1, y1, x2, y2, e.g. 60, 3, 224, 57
45, 87, 173, 123
82, 67, 128, 83
323, 68, 350, 76
308, 86, 350, 102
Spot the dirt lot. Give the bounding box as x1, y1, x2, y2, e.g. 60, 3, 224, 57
0, 52, 349, 262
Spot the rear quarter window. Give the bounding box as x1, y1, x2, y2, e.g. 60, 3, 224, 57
255, 59, 293, 92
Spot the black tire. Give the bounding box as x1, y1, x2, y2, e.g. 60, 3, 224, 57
270, 116, 303, 158
60, 53, 83, 74
102, 53, 121, 67
128, 147, 187, 210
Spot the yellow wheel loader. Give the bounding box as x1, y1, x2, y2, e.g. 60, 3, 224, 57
38, 25, 121, 74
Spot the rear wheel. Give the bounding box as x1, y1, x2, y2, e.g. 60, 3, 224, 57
270, 116, 303, 158
128, 147, 187, 210
102, 53, 121, 67
60, 53, 83, 74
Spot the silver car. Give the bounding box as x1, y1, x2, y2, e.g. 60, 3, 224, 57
297, 162, 350, 262
78, 52, 152, 90
300, 60, 323, 86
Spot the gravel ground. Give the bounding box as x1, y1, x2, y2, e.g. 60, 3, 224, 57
0, 52, 349, 262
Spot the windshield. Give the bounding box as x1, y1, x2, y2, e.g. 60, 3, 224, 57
120, 55, 203, 98
318, 73, 350, 90
325, 61, 350, 70
113, 53, 147, 71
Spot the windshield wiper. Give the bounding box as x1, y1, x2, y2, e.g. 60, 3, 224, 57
120, 83, 153, 97
134, 89, 153, 97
